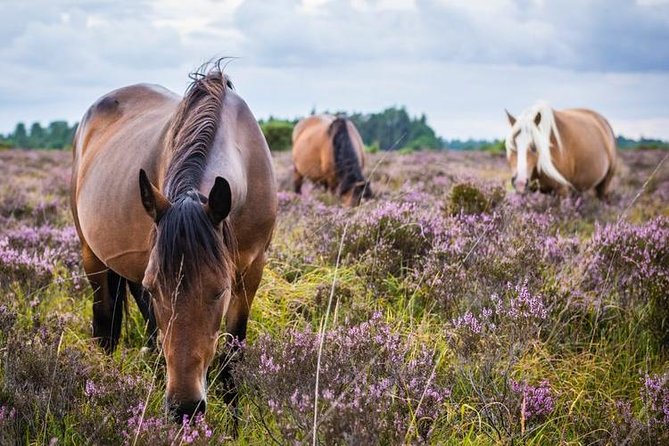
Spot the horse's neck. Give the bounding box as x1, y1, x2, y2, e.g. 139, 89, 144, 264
548, 112, 573, 174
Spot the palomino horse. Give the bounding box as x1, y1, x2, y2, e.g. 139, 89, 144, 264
71, 64, 277, 420
505, 102, 617, 199
292, 114, 373, 206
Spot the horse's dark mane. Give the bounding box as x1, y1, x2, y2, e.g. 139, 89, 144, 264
164, 62, 231, 200
329, 117, 364, 195
155, 62, 236, 294
152, 196, 236, 294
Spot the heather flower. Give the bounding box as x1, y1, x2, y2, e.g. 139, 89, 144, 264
235, 314, 450, 444
122, 404, 218, 445
641, 374, 669, 426
583, 217, 669, 302
510, 379, 555, 422
610, 373, 669, 444
448, 281, 547, 358
0, 405, 17, 445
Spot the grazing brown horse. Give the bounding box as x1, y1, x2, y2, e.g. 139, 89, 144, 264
292, 114, 373, 206
71, 65, 277, 421
505, 102, 617, 199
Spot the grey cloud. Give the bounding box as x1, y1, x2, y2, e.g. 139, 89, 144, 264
223, 0, 669, 71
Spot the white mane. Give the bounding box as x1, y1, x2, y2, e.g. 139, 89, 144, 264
506, 101, 571, 187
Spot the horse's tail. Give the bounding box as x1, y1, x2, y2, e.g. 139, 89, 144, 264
328, 117, 365, 195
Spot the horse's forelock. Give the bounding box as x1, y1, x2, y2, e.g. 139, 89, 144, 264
508, 102, 571, 187
154, 197, 235, 296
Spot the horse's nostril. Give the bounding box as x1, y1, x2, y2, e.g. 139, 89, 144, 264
173, 400, 206, 423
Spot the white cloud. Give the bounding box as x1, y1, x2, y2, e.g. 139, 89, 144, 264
0, 0, 668, 140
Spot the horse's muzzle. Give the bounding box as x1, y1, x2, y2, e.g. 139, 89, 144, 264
171, 399, 206, 423
512, 175, 528, 193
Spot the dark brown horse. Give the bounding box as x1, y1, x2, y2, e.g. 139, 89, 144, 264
71, 64, 277, 420
292, 114, 373, 206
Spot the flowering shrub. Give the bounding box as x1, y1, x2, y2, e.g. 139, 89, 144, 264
0, 309, 150, 443
236, 313, 450, 444
582, 217, 669, 344
0, 405, 17, 445
123, 404, 220, 446
611, 373, 669, 444
446, 181, 504, 216
0, 225, 81, 290
583, 217, 668, 302
448, 281, 548, 359
509, 379, 555, 424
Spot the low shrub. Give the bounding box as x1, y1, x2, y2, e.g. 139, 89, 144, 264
236, 313, 450, 444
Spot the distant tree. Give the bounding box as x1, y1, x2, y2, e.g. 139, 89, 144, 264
46, 121, 71, 149
29, 122, 46, 148
348, 107, 442, 151
14, 122, 28, 148
1, 120, 78, 149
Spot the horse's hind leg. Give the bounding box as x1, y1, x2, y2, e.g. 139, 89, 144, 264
82, 245, 126, 353
595, 165, 615, 202
128, 281, 157, 351
293, 167, 304, 194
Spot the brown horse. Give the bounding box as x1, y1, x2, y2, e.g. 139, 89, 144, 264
71, 64, 277, 421
505, 102, 617, 199
292, 114, 373, 206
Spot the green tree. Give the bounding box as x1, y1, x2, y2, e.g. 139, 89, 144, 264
46, 120, 71, 149
348, 107, 442, 151
14, 122, 28, 148
29, 122, 45, 148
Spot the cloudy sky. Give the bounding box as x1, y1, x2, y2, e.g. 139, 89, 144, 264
1, 0, 668, 140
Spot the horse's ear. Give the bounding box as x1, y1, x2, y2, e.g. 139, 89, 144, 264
139, 169, 170, 223
206, 177, 232, 226
534, 112, 542, 126
505, 109, 516, 126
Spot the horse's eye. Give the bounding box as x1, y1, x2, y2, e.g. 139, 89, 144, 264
215, 288, 230, 300
530, 145, 537, 152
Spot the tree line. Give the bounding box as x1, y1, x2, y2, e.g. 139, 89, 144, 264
0, 121, 78, 149
259, 106, 443, 152
2, 113, 666, 152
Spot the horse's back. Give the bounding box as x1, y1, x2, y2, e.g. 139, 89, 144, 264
72, 84, 180, 282
292, 115, 336, 183
554, 108, 616, 190
291, 115, 334, 144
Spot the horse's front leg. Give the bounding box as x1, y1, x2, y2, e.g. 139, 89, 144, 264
128, 281, 157, 351
82, 244, 126, 353
217, 254, 265, 432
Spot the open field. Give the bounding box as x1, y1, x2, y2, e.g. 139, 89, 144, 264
0, 147, 668, 445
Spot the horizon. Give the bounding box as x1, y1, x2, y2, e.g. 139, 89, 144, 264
3, 111, 669, 145
1, 0, 669, 140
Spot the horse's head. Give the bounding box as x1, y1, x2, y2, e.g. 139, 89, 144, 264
505, 109, 540, 193
341, 180, 373, 207
138, 169, 234, 421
